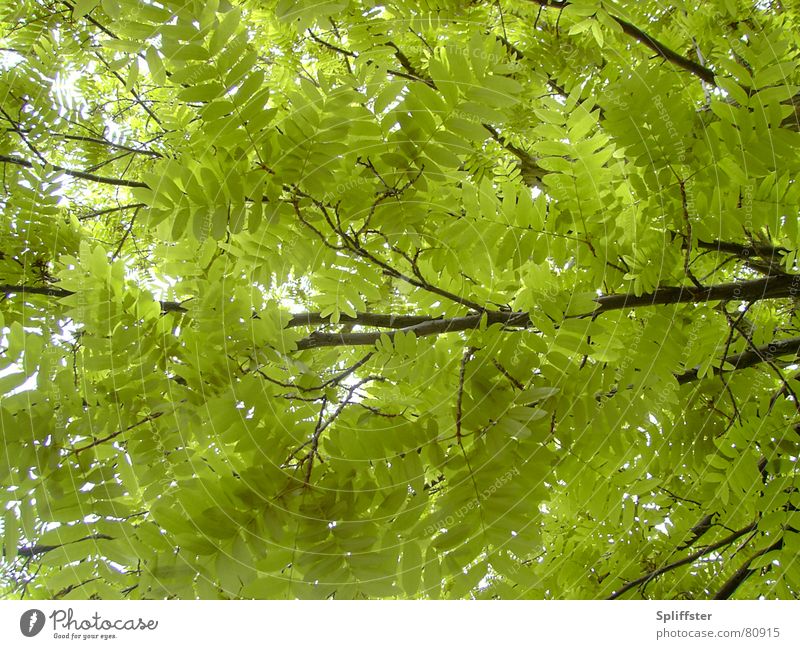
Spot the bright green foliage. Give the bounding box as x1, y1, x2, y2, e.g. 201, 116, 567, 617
2, 0, 800, 600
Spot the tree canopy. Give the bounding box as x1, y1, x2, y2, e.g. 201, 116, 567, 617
2, 0, 800, 600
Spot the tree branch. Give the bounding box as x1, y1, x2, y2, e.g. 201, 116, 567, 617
324, 36, 546, 186
455, 347, 477, 442
712, 537, 783, 599
56, 133, 162, 158
608, 13, 715, 84
0, 284, 187, 314
386, 40, 436, 88
294, 312, 528, 350
306, 29, 357, 57
592, 274, 799, 313
13, 533, 113, 558
295, 188, 490, 313
0, 153, 148, 188
529, 0, 716, 84
6, 273, 800, 379
287, 312, 437, 329
77, 202, 147, 221
695, 238, 788, 261
607, 521, 757, 599
297, 375, 385, 483
70, 411, 164, 455
675, 336, 800, 384
294, 274, 800, 349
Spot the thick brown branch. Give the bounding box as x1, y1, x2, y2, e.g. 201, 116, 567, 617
13, 534, 113, 558
307, 29, 356, 57
609, 14, 715, 84
287, 312, 438, 328
483, 123, 545, 185
386, 40, 435, 88
0, 153, 148, 188
529, 0, 716, 84
712, 537, 783, 600
1, 283, 73, 300
592, 274, 799, 313
0, 284, 186, 314
676, 337, 800, 384
678, 513, 716, 550
294, 274, 800, 349
294, 312, 529, 350
695, 238, 788, 261
607, 521, 757, 599
7, 274, 800, 380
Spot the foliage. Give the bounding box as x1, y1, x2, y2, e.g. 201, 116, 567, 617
1, 0, 800, 600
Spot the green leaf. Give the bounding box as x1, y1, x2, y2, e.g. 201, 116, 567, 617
3, 510, 19, 559
210, 10, 241, 56
178, 82, 225, 103
73, 0, 99, 18
146, 46, 166, 85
